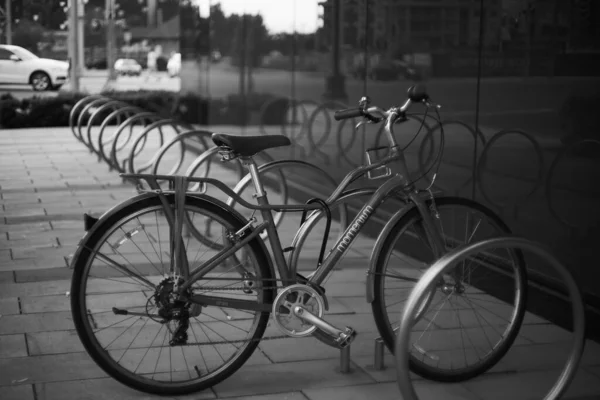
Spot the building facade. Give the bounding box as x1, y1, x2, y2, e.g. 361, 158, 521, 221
319, 0, 503, 55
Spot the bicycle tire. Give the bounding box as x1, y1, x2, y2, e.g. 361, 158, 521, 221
70, 194, 275, 395
371, 196, 527, 382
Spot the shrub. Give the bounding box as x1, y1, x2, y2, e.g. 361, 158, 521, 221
1, 92, 87, 129
0, 90, 287, 129
86, 59, 108, 70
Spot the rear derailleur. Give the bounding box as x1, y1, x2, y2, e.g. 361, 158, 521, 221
152, 277, 193, 346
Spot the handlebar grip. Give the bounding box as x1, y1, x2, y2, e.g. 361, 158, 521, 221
334, 108, 363, 121
407, 84, 429, 103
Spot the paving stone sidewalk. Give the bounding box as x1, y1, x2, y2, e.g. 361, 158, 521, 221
1, 128, 600, 400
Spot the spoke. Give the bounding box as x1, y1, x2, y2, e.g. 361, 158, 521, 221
91, 249, 156, 290
461, 295, 505, 341
200, 321, 243, 355
116, 317, 151, 364
95, 314, 139, 334
152, 326, 171, 379
103, 316, 142, 351
195, 319, 229, 364
198, 312, 252, 336
137, 216, 163, 272
88, 274, 154, 289
133, 324, 165, 374
375, 270, 422, 283
417, 291, 452, 342
448, 296, 470, 368
180, 345, 193, 380
113, 225, 162, 277
188, 321, 210, 375
458, 296, 494, 353
193, 263, 251, 294
391, 252, 428, 270
155, 212, 164, 270
190, 227, 223, 268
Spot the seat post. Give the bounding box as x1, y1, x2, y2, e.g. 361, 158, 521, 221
240, 156, 293, 283
241, 157, 266, 198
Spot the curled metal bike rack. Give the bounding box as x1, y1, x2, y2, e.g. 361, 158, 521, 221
417, 120, 487, 196
69, 94, 600, 240
394, 236, 586, 400
306, 100, 350, 165
476, 129, 545, 220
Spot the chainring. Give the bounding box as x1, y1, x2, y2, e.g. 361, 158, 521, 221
272, 284, 325, 337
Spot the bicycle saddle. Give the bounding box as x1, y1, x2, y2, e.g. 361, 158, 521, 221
211, 133, 291, 157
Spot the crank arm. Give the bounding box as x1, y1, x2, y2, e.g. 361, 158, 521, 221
293, 306, 357, 348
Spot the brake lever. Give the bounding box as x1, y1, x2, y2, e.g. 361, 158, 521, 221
355, 119, 373, 130
425, 100, 442, 110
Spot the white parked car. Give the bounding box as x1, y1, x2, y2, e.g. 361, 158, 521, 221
114, 58, 142, 77
0, 44, 69, 91
167, 53, 181, 77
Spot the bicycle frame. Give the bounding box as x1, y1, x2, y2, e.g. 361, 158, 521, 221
121, 120, 447, 313
294, 144, 447, 285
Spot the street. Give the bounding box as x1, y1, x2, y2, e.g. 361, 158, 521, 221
0, 71, 180, 100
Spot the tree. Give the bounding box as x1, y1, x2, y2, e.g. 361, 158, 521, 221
12, 19, 46, 52
229, 14, 269, 67
180, 0, 208, 59
209, 3, 233, 55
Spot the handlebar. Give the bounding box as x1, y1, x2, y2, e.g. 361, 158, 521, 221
333, 84, 440, 149
333, 84, 434, 122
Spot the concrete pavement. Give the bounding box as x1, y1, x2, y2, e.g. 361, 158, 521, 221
1, 127, 600, 399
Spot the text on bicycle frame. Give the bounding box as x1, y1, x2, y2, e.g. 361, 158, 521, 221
337, 205, 374, 253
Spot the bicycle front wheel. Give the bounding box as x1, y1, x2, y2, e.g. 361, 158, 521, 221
371, 196, 527, 382
70, 195, 275, 395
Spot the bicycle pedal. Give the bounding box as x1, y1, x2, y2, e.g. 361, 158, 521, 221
336, 327, 357, 348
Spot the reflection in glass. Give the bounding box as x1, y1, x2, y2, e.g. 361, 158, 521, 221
475, 0, 600, 306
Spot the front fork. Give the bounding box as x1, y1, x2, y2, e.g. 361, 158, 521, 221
408, 192, 446, 256
407, 192, 463, 292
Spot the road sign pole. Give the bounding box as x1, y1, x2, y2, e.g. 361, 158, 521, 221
68, 0, 80, 92
106, 0, 117, 81
5, 0, 12, 44
77, 0, 85, 74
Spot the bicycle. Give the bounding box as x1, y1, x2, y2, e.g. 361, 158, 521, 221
69, 85, 527, 395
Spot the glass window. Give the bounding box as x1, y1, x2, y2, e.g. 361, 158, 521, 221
8, 46, 38, 60
0, 48, 14, 60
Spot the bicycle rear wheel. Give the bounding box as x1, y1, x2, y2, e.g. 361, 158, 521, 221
70, 195, 275, 395
371, 196, 527, 382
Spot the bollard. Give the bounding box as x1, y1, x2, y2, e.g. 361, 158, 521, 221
373, 337, 385, 370
340, 345, 351, 373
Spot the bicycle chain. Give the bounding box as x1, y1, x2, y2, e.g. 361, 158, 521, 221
178, 279, 307, 347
